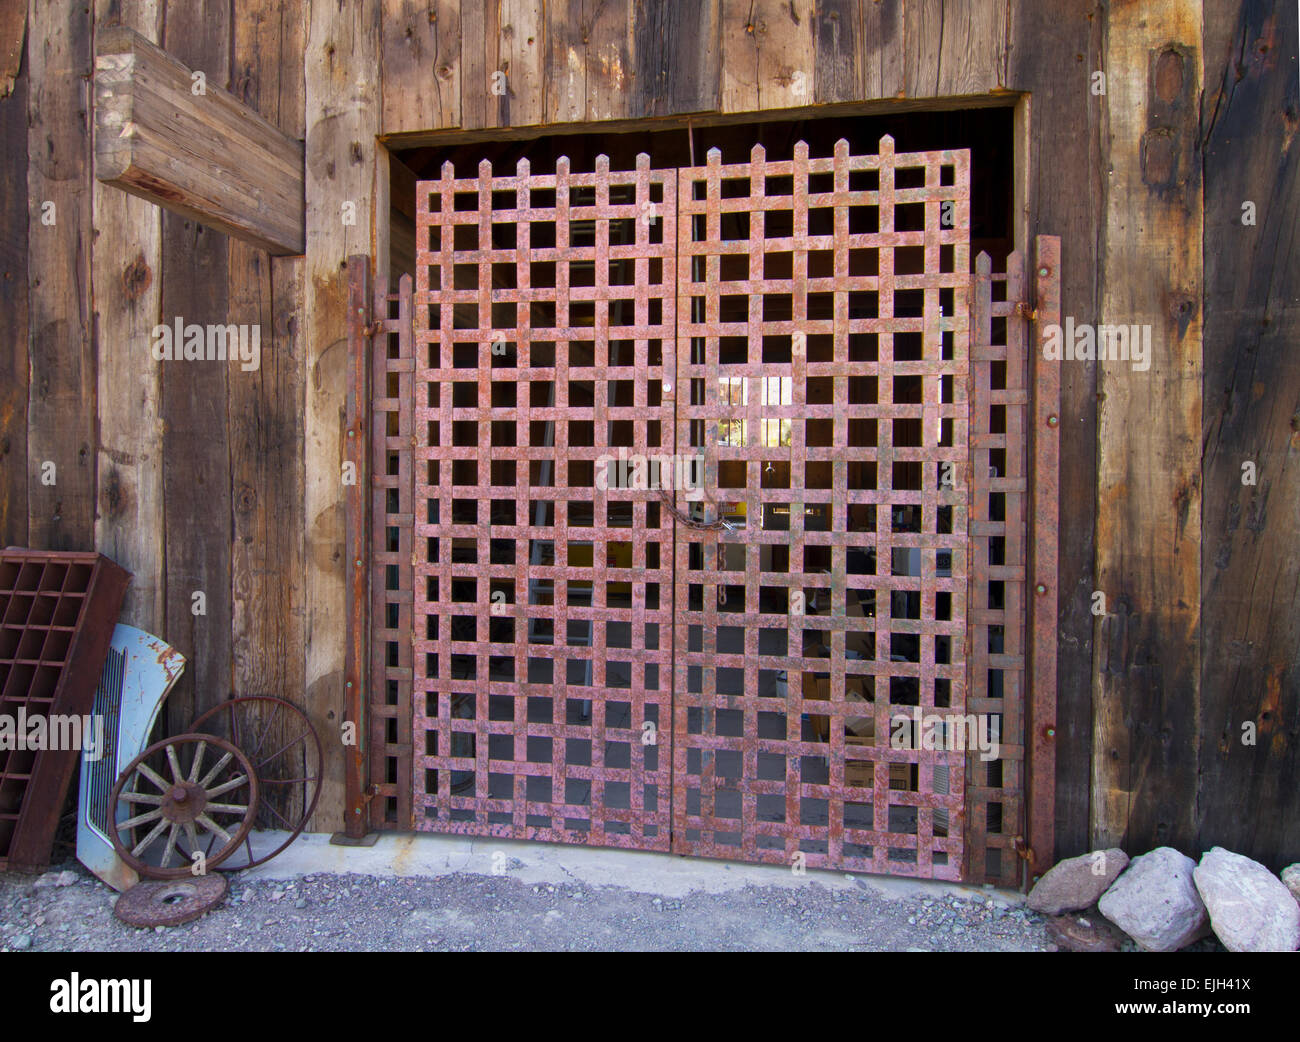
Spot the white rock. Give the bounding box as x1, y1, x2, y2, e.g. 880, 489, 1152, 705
1098, 847, 1208, 952
1028, 848, 1129, 914
1281, 864, 1300, 907
1193, 848, 1300, 952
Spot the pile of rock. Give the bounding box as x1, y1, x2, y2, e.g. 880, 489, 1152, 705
1028, 846, 1300, 952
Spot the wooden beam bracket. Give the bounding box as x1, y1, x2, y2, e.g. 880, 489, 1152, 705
94, 26, 305, 255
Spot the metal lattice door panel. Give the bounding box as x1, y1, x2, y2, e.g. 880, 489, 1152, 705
371, 138, 1050, 883
410, 156, 678, 848
669, 139, 972, 878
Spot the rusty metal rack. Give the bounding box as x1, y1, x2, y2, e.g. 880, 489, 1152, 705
0, 550, 129, 871
351, 138, 1060, 884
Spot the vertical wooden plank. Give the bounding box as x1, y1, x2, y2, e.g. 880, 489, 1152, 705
460, 0, 544, 130
545, 0, 631, 124
906, 0, 1009, 98
458, 0, 491, 129
629, 0, 720, 118
1198, 1, 1300, 869
862, 0, 904, 100
381, 0, 460, 134
27, 0, 95, 551
1009, 0, 1106, 859
719, 0, 815, 114
229, 0, 306, 733
1092, 0, 1202, 852
160, 0, 233, 733
499, 0, 545, 126
304, 0, 379, 831
93, 0, 164, 631
0, 8, 28, 547
812, 0, 862, 104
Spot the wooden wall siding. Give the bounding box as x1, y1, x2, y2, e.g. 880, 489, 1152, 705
1199, 1, 1300, 869
381, 0, 461, 134
229, 2, 308, 729
629, 0, 720, 117
1008, 2, 1106, 859
460, 0, 546, 130
304, 0, 380, 830
1092, 0, 1203, 852
27, 0, 96, 552
160, 0, 235, 733
720, 0, 817, 113
0, 7, 28, 548
545, 0, 631, 124
93, 0, 164, 633
904, 0, 1010, 98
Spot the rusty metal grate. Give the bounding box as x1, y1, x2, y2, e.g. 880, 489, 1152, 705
367, 272, 416, 829
410, 155, 678, 847
375, 138, 1051, 883
669, 139, 971, 878
966, 251, 1029, 886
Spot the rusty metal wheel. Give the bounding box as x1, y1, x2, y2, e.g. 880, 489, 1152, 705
109, 733, 259, 880
188, 696, 323, 870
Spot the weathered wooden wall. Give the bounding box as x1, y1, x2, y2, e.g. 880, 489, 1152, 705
3, 0, 1296, 864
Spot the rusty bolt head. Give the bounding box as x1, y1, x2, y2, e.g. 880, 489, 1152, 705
1035, 583, 1048, 595
1047, 414, 1059, 428
1046, 727, 1056, 738
1038, 266, 1049, 277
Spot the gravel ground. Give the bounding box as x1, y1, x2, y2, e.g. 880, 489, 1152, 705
1, 859, 1055, 952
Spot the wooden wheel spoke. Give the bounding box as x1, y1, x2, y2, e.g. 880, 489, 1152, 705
183, 822, 200, 860
187, 740, 208, 783
120, 807, 163, 829
160, 823, 181, 867
205, 772, 248, 798
121, 791, 165, 804
130, 817, 169, 857
205, 801, 250, 815
136, 763, 171, 792
199, 751, 234, 788
195, 814, 231, 843
165, 743, 184, 784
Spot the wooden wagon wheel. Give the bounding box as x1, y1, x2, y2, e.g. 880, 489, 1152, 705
187, 696, 323, 871
108, 733, 260, 880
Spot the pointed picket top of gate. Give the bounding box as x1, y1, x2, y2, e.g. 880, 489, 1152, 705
834, 138, 850, 160
706, 145, 722, 166
440, 159, 456, 182
516, 156, 530, 179
878, 133, 896, 156
750, 142, 765, 164
478, 157, 493, 182
793, 140, 809, 162
976, 251, 992, 276
595, 153, 610, 176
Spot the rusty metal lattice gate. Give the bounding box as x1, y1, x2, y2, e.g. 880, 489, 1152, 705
358, 136, 1059, 884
